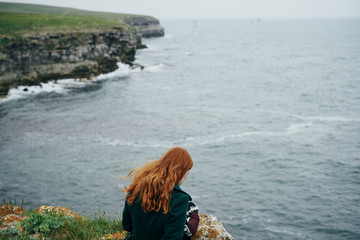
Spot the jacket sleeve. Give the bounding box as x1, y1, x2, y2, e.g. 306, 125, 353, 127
122, 201, 132, 232
161, 194, 189, 240
188, 213, 200, 236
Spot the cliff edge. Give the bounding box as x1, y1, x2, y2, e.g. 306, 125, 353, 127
0, 2, 164, 96
0, 204, 234, 239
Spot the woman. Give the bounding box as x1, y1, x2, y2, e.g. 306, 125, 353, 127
122, 147, 194, 240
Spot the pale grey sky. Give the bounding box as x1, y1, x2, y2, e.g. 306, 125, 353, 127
2, 0, 360, 19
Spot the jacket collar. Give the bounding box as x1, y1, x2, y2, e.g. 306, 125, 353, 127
174, 183, 192, 201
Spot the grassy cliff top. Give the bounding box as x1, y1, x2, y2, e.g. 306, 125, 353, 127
0, 2, 154, 37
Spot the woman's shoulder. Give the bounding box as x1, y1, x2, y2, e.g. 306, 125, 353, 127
173, 184, 192, 201
169, 184, 191, 215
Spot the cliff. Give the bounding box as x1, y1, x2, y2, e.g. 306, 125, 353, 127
0, 2, 164, 96
124, 15, 165, 38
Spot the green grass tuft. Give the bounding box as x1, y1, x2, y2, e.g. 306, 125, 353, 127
0, 207, 124, 240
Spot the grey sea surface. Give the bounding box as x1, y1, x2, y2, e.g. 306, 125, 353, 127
1, 19, 360, 239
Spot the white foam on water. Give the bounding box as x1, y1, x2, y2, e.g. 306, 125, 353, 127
303, 116, 360, 122
250, 109, 360, 123
0, 81, 67, 103
139, 43, 161, 51
95, 62, 136, 80
0, 78, 103, 103
0, 62, 142, 104
93, 121, 314, 149
144, 63, 164, 73
163, 34, 173, 39
286, 122, 312, 134
94, 137, 175, 148
265, 226, 311, 239
182, 122, 313, 147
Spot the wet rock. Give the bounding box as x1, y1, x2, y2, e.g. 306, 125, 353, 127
193, 214, 234, 240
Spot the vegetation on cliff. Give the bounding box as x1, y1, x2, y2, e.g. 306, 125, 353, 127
0, 203, 125, 240
1, 202, 234, 240
0, 2, 162, 39
0, 2, 138, 38
0, 11, 129, 41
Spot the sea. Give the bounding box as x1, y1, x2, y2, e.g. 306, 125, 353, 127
1, 18, 360, 239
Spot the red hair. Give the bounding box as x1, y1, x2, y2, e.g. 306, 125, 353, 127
124, 147, 193, 214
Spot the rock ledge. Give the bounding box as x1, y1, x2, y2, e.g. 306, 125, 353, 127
0, 204, 234, 240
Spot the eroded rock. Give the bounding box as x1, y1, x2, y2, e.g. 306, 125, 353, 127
0, 30, 140, 95
193, 214, 234, 240
35, 205, 85, 220
124, 16, 164, 38
101, 231, 127, 240
0, 204, 26, 218
0, 214, 26, 229
0, 204, 233, 240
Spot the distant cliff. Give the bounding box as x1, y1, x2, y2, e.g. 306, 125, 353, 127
124, 15, 164, 38
0, 2, 164, 96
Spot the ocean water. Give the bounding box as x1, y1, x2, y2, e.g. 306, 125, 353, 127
1, 19, 360, 239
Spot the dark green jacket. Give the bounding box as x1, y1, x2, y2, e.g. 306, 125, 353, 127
122, 184, 190, 240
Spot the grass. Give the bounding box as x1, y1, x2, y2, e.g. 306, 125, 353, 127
0, 208, 125, 240
0, 11, 128, 37
0, 2, 134, 20
0, 2, 142, 37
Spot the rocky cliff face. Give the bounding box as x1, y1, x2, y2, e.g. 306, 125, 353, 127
0, 17, 164, 96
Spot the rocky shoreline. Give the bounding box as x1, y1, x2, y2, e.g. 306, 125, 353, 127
0, 15, 164, 96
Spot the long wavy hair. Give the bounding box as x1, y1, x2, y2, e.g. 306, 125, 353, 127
124, 147, 193, 214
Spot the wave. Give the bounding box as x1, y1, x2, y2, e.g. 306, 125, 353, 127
264, 226, 310, 239
93, 137, 175, 148
93, 122, 311, 148
0, 80, 69, 103
0, 63, 137, 103
186, 123, 311, 146
144, 63, 164, 73
301, 116, 360, 122
95, 62, 137, 80
248, 109, 360, 123
0, 61, 164, 103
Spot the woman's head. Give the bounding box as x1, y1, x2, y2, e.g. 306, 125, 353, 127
124, 147, 193, 213
158, 146, 193, 183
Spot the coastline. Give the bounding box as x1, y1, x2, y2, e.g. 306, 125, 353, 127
0, 2, 164, 96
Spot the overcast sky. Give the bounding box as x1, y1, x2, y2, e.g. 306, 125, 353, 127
2, 0, 360, 19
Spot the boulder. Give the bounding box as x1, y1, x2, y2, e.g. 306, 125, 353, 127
0, 204, 26, 218
101, 231, 127, 240
193, 214, 234, 240
0, 213, 26, 230
35, 205, 85, 220
0, 205, 233, 240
